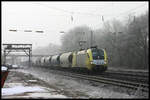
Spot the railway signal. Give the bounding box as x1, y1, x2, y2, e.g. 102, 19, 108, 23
9, 29, 44, 33
24, 30, 32, 32
60, 31, 65, 33
9, 29, 17, 32
35, 31, 44, 33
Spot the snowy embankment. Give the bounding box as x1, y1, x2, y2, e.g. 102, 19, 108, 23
2, 86, 67, 98
16, 66, 144, 98
2, 86, 45, 95
2, 68, 67, 99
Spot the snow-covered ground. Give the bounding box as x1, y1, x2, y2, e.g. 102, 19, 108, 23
2, 69, 67, 99
2, 86, 45, 95
16, 66, 148, 98
2, 86, 67, 99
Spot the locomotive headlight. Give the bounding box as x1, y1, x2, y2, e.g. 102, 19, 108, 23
91, 61, 93, 64
104, 61, 107, 64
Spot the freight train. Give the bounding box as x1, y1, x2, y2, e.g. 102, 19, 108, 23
32, 46, 108, 72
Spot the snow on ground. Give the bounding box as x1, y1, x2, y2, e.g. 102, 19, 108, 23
2, 86, 67, 98
2, 69, 67, 99
2, 86, 45, 96
28, 93, 67, 98
16, 66, 144, 98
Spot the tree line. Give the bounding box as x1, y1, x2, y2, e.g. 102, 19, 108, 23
60, 11, 148, 70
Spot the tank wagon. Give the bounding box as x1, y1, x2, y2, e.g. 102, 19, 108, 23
51, 55, 60, 67
36, 57, 41, 66
45, 56, 52, 65
34, 47, 108, 72
59, 52, 73, 67
31, 57, 37, 66
40, 57, 46, 66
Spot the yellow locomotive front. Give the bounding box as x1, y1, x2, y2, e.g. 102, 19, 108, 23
88, 47, 108, 72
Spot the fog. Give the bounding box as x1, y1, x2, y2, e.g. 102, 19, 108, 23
2, 1, 148, 50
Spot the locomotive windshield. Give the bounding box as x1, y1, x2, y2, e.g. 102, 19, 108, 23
91, 48, 104, 60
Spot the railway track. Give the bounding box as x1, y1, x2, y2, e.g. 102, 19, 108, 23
100, 71, 148, 84
63, 72, 149, 93
32, 65, 149, 92
45, 65, 149, 84
106, 70, 148, 77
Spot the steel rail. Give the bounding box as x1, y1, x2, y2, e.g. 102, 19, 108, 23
61, 72, 149, 92
32, 65, 149, 92
100, 72, 148, 84
105, 70, 148, 77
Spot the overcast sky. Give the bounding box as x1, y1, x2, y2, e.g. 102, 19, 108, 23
2, 1, 148, 50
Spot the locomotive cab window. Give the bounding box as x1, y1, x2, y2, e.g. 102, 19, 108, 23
91, 48, 104, 60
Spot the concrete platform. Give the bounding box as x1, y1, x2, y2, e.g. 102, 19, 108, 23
2, 69, 67, 99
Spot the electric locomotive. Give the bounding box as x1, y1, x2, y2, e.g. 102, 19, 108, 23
72, 46, 107, 72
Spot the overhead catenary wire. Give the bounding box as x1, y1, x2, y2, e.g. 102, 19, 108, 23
7, 2, 148, 32
34, 3, 71, 15
34, 2, 147, 17
33, 2, 148, 23
114, 3, 147, 18
34, 2, 119, 22
7, 3, 148, 33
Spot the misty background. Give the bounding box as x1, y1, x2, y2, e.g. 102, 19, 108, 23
2, 1, 149, 69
